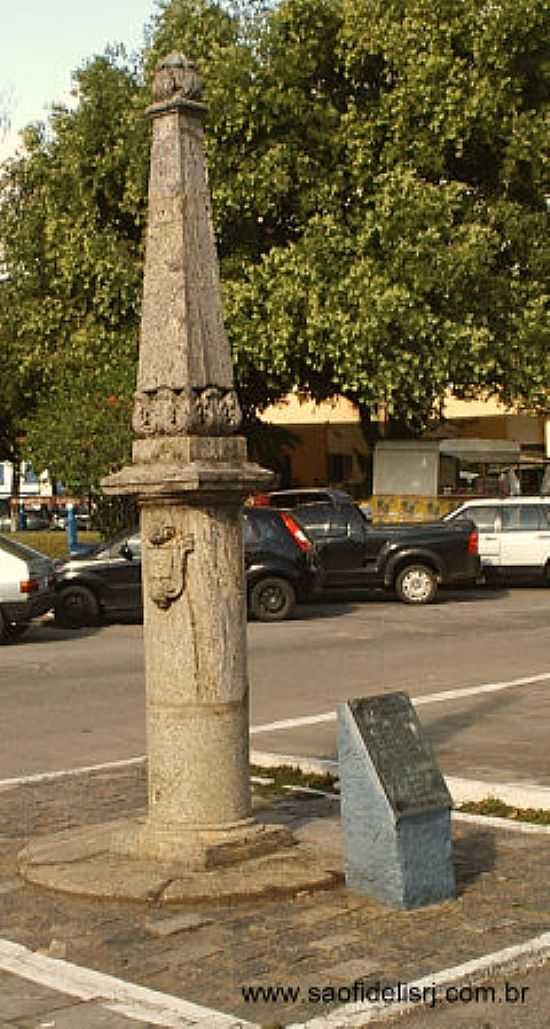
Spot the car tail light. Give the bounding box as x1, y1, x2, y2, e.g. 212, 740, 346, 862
249, 493, 270, 506
280, 512, 313, 552
20, 579, 40, 594
467, 530, 478, 555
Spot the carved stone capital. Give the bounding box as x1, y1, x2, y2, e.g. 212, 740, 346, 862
132, 386, 241, 438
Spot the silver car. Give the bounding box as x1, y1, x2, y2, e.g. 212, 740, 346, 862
0, 535, 56, 642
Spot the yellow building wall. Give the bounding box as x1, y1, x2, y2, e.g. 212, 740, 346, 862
283, 425, 328, 485
261, 392, 546, 509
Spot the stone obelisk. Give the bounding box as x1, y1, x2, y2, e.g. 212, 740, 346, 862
103, 53, 285, 868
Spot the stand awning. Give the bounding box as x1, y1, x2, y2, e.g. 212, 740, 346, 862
439, 438, 521, 464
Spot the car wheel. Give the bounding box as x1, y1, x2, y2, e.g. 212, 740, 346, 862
395, 564, 437, 604
0, 608, 29, 643
55, 585, 100, 628
249, 577, 296, 622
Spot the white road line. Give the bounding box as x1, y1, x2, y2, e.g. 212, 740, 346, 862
250, 671, 550, 735
288, 932, 550, 1028
0, 939, 255, 1029
251, 711, 336, 735
0, 756, 145, 792
413, 671, 550, 707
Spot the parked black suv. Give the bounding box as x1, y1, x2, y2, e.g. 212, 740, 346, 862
54, 508, 319, 627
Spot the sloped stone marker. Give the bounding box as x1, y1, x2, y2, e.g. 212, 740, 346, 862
338, 693, 455, 908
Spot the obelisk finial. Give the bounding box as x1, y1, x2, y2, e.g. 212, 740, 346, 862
152, 52, 203, 104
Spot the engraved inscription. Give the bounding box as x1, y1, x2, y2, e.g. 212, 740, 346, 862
350, 693, 451, 817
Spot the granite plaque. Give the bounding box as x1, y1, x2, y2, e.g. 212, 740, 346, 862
338, 692, 455, 909
348, 693, 451, 818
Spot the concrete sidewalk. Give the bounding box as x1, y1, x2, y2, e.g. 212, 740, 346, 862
1, 762, 550, 1028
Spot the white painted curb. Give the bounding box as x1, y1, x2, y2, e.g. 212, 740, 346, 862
0, 939, 255, 1028
446, 775, 550, 812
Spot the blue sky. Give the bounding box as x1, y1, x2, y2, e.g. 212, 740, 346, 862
1, 0, 160, 162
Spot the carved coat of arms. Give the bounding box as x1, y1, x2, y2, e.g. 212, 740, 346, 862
146, 525, 194, 609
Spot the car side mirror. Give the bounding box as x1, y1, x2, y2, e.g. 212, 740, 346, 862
119, 543, 133, 561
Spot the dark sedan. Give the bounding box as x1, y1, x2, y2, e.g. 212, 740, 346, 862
54, 508, 319, 626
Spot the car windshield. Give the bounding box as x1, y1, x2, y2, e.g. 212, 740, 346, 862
93, 529, 140, 559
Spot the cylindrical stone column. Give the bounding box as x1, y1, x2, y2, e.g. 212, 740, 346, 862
141, 497, 251, 833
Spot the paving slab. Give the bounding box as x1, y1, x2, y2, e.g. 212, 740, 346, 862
13, 998, 154, 1028
0, 968, 78, 1020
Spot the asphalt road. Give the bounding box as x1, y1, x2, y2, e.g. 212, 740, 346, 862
1, 583, 549, 786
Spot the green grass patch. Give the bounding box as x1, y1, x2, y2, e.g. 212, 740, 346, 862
9, 531, 101, 560
251, 769, 550, 824
250, 762, 338, 797
458, 797, 550, 825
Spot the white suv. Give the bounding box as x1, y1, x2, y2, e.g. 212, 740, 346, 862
444, 497, 550, 582
0, 535, 56, 641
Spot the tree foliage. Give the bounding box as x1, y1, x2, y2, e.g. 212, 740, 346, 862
0, 0, 547, 497
210, 0, 549, 431
0, 48, 148, 486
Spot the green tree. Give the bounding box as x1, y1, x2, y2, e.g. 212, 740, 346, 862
214, 0, 549, 433
1, 0, 548, 502
0, 47, 148, 492
21, 367, 134, 497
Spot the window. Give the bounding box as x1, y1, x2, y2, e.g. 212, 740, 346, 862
347, 508, 368, 542
270, 490, 333, 508
455, 506, 499, 532
501, 506, 541, 532
292, 505, 334, 539
243, 514, 260, 545
23, 464, 38, 484
325, 511, 349, 539
126, 534, 142, 558
328, 453, 353, 482
245, 511, 289, 545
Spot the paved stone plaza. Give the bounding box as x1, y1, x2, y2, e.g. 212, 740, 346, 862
1, 764, 550, 1026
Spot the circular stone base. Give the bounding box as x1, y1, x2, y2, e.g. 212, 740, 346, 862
17, 818, 342, 905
